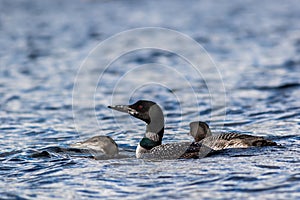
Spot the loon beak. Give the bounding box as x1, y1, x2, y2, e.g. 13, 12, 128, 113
108, 104, 139, 115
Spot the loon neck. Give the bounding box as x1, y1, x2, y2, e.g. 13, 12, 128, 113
139, 134, 162, 150
146, 124, 164, 141
146, 103, 164, 140
140, 125, 164, 150
140, 106, 164, 150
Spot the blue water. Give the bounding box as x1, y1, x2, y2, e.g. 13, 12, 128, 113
1, 0, 300, 199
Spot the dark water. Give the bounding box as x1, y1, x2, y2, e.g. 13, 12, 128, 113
1, 0, 300, 199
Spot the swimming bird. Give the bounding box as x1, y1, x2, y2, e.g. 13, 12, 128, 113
70, 135, 119, 157
189, 121, 277, 150
108, 100, 212, 159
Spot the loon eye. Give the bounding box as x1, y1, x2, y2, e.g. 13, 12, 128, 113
138, 105, 143, 110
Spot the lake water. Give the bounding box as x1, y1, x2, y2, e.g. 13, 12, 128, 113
0, 0, 300, 199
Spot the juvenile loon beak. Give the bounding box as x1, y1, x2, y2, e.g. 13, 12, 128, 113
108, 104, 139, 115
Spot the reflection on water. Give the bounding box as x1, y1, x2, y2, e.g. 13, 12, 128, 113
0, 0, 300, 199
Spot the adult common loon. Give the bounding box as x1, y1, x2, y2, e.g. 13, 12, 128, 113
109, 100, 277, 159
189, 121, 277, 150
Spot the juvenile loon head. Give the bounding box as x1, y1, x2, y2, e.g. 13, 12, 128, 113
70, 135, 119, 157
189, 121, 212, 142
108, 100, 165, 144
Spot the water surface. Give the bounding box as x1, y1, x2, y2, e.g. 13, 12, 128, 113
0, 0, 300, 199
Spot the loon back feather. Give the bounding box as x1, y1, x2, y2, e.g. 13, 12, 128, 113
201, 132, 277, 150
138, 142, 212, 159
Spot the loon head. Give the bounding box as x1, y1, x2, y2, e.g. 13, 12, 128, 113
108, 100, 165, 141
108, 100, 156, 123
70, 135, 119, 157
189, 121, 212, 142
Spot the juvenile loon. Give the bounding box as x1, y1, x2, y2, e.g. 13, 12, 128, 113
109, 100, 277, 159
70, 135, 119, 157
189, 121, 277, 150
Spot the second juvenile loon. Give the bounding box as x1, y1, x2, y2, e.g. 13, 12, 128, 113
109, 100, 277, 159
189, 121, 277, 150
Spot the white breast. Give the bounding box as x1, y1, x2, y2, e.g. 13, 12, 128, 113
136, 144, 149, 158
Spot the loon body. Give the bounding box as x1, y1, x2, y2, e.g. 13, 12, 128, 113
70, 135, 119, 157
189, 121, 277, 151
108, 100, 211, 159
108, 100, 210, 159
109, 100, 277, 159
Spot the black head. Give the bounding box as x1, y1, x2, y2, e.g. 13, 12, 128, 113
108, 100, 159, 124
189, 121, 212, 142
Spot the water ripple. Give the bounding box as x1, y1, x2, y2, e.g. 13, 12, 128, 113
1, 0, 300, 199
